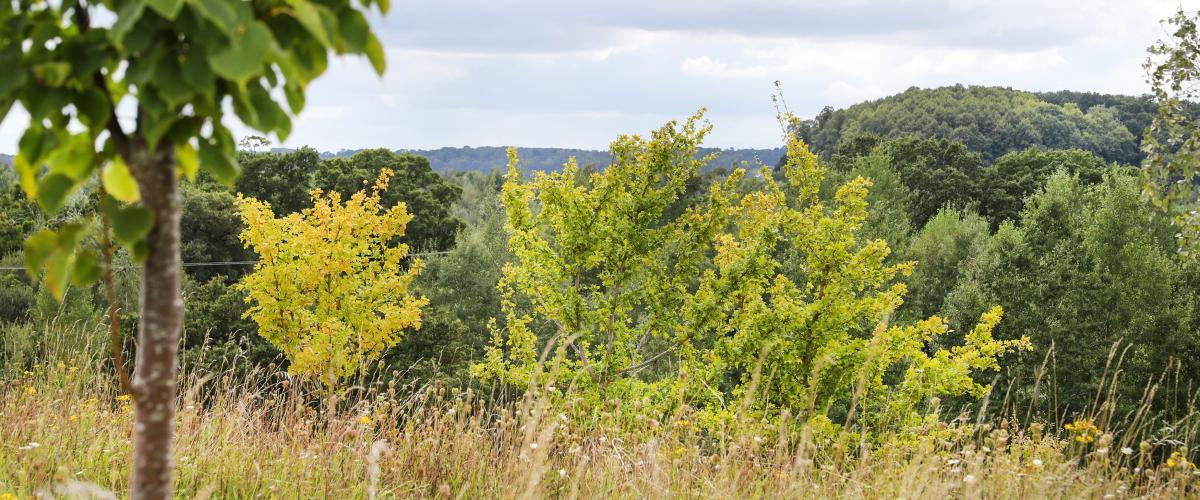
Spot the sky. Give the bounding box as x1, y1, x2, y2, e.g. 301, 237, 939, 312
0, 0, 1188, 152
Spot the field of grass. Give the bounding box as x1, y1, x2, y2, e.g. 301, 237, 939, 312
2, 322, 1199, 498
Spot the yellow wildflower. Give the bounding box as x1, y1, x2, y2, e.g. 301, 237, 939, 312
1064, 419, 1101, 444
25, 386, 36, 396
1167, 451, 1196, 469
357, 415, 372, 425
116, 394, 132, 403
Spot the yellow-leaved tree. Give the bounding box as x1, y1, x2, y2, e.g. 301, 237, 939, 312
236, 169, 428, 388
475, 110, 1031, 441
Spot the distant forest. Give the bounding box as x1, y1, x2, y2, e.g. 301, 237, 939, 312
795, 85, 1164, 165
288, 146, 787, 173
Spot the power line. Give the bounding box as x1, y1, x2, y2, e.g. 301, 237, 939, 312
0, 250, 453, 271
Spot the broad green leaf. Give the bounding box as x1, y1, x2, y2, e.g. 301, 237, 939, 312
36, 173, 79, 214
189, 0, 250, 35
14, 154, 37, 198
47, 133, 96, 180
154, 55, 193, 108
131, 240, 149, 264
207, 21, 274, 82
365, 33, 385, 75
199, 139, 241, 184
249, 83, 288, 135
44, 250, 72, 301
109, 0, 147, 44
33, 62, 71, 86
0, 47, 25, 98
23, 230, 58, 277
71, 250, 101, 286
76, 86, 112, 130
180, 48, 215, 100
103, 157, 141, 202
291, 1, 332, 47
111, 205, 155, 245
147, 0, 185, 20
283, 81, 306, 114
338, 9, 369, 53
177, 142, 199, 181
56, 223, 87, 248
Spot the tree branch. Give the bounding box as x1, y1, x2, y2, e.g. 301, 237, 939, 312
615, 346, 676, 378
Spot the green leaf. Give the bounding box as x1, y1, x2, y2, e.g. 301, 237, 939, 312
365, 33, 385, 76
131, 240, 150, 264
36, 173, 79, 214
76, 87, 112, 130
177, 142, 199, 182
111, 205, 155, 245
283, 81, 306, 114
154, 55, 192, 108
23, 230, 58, 277
71, 250, 101, 286
103, 157, 141, 202
33, 62, 71, 86
338, 9, 369, 53
44, 250, 72, 301
109, 0, 147, 44
47, 133, 96, 181
0, 47, 26, 99
207, 21, 274, 83
199, 139, 241, 184
189, 0, 250, 35
180, 48, 215, 100
291, 1, 332, 47
147, 0, 185, 20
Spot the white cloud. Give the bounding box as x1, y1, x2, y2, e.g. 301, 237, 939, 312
0, 0, 1189, 152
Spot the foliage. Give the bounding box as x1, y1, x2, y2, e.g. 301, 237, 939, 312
235, 147, 323, 216
181, 275, 278, 373
899, 207, 991, 330
388, 182, 510, 386
179, 184, 252, 282
943, 172, 1199, 413
1141, 9, 1200, 258
318, 149, 465, 252
237, 169, 427, 388
797, 85, 1140, 164
475, 111, 1029, 438
876, 136, 983, 227
979, 147, 1114, 226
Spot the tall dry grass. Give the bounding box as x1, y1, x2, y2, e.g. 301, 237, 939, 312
1, 322, 1198, 498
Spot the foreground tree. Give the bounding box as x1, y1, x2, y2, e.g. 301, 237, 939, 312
1142, 9, 1200, 257
2, 0, 387, 495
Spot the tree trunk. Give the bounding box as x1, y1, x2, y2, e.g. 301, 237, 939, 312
129, 144, 182, 499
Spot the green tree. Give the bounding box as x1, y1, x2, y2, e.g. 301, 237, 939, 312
180, 184, 252, 282
1, 0, 388, 494
878, 136, 982, 226
235, 147, 322, 215
946, 172, 1198, 414
318, 149, 464, 251
900, 207, 991, 330
389, 182, 511, 386
979, 147, 1113, 226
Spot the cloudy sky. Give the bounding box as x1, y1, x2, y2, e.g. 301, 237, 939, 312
0, 0, 1188, 152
